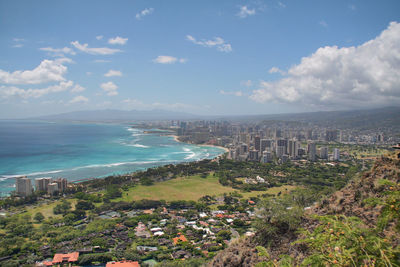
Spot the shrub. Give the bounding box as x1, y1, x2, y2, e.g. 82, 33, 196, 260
296, 215, 399, 266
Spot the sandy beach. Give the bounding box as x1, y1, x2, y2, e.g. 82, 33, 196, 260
171, 135, 229, 153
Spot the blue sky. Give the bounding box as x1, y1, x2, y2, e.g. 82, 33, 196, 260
0, 0, 399, 118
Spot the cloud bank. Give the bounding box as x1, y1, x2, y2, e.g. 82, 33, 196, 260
0, 58, 71, 85
250, 22, 400, 109
0, 81, 83, 99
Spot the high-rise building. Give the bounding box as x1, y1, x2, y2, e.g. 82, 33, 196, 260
333, 148, 340, 161
240, 143, 248, 154
275, 129, 282, 138
276, 146, 286, 158
249, 150, 259, 161
288, 140, 298, 159
308, 142, 316, 161
306, 129, 313, 140
319, 147, 328, 159
254, 136, 261, 151
377, 133, 384, 142
229, 149, 235, 160
276, 139, 288, 154
15, 176, 33, 197
35, 177, 51, 192
240, 133, 247, 143
261, 151, 273, 163
55, 178, 68, 192
326, 129, 338, 142
260, 139, 268, 152
47, 183, 59, 195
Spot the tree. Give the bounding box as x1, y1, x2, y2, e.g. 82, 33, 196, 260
75, 200, 94, 210
33, 212, 44, 223
104, 185, 122, 199
53, 200, 71, 215
254, 197, 303, 243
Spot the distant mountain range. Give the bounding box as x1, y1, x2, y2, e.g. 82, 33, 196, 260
220, 106, 400, 129
28, 106, 400, 130
30, 109, 199, 122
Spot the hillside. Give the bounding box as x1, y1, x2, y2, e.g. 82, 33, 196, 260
210, 155, 400, 266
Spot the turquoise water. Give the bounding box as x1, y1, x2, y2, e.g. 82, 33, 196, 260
0, 120, 225, 197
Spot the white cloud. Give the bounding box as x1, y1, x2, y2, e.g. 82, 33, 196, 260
220, 90, 243, 97
269, 67, 286, 75
13, 44, 24, 48
108, 36, 128, 45
0, 58, 71, 85
136, 8, 154, 20
70, 84, 85, 93
96, 35, 104, 40
153, 56, 186, 64
0, 81, 74, 99
241, 80, 253, 87
278, 2, 286, 8
71, 41, 122, 55
13, 38, 25, 42
101, 81, 118, 96
186, 35, 232, 53
104, 70, 122, 77
40, 46, 76, 57
69, 95, 89, 104
250, 22, 400, 109
237, 6, 256, 18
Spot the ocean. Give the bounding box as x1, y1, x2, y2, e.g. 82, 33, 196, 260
0, 120, 225, 197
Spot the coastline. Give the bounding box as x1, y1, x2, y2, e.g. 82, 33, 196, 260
171, 135, 229, 153
0, 124, 227, 197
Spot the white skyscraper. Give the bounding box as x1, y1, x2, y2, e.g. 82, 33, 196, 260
333, 148, 340, 161
15, 176, 33, 197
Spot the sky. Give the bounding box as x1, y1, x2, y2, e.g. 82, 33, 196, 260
0, 0, 399, 118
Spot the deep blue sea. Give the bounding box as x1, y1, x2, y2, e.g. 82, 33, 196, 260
0, 120, 225, 196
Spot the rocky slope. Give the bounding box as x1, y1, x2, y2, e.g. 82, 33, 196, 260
209, 155, 400, 266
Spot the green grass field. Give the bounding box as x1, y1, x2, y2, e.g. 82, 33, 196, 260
114, 174, 297, 202
25, 199, 77, 219
114, 174, 237, 202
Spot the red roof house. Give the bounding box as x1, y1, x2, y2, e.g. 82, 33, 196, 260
52, 252, 79, 265
173, 233, 188, 245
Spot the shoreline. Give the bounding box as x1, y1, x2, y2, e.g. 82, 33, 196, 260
170, 135, 230, 153
0, 131, 228, 198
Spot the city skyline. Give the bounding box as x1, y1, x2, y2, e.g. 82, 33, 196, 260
1, 0, 400, 119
